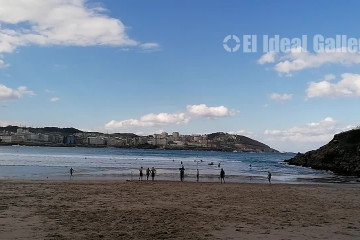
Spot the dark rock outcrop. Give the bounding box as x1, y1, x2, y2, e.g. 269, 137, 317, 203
285, 128, 360, 176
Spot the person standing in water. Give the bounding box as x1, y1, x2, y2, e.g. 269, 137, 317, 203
196, 169, 199, 182
220, 168, 225, 183
267, 171, 272, 184
139, 166, 143, 181
70, 168, 74, 178
151, 167, 156, 181
179, 165, 185, 182
146, 167, 150, 180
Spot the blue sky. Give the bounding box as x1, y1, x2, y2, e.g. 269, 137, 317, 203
0, 0, 360, 152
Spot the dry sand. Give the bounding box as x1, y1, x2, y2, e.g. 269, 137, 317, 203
0, 180, 360, 240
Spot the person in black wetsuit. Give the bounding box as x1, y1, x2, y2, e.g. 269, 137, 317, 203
179, 165, 185, 182
220, 168, 225, 183
151, 167, 156, 181
139, 166, 143, 181
146, 167, 150, 180
268, 171, 272, 184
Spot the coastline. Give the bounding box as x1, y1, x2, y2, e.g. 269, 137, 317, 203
0, 142, 279, 153
1, 180, 359, 239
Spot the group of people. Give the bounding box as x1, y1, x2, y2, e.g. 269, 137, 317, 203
138, 166, 271, 183
137, 165, 227, 183
139, 167, 156, 181
69, 165, 272, 184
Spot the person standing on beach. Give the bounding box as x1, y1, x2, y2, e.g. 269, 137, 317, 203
179, 165, 185, 182
146, 167, 150, 180
139, 166, 143, 181
151, 167, 156, 181
196, 169, 199, 182
70, 168, 74, 178
268, 171, 272, 184
220, 168, 225, 183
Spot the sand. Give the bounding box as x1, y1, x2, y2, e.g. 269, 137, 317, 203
0, 180, 360, 240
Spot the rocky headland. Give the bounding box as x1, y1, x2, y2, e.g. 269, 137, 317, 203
285, 128, 360, 176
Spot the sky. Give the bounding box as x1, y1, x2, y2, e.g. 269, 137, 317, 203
0, 0, 360, 152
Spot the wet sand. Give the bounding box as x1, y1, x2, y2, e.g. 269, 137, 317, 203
0, 180, 359, 239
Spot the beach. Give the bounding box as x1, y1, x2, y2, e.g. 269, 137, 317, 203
0, 180, 360, 239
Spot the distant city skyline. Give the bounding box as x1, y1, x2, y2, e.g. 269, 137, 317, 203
0, 0, 360, 152
0, 127, 277, 153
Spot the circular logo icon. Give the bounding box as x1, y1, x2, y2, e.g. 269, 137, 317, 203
223, 35, 240, 52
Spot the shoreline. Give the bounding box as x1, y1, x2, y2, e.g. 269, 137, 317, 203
2, 178, 360, 186
1, 180, 359, 239
1, 163, 359, 185
1, 173, 360, 185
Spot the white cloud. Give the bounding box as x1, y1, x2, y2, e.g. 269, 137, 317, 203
258, 47, 360, 74
0, 58, 9, 68
186, 104, 236, 118
105, 112, 190, 129
257, 51, 276, 64
269, 93, 293, 102
105, 104, 236, 130
323, 74, 336, 82
141, 113, 190, 125
45, 89, 55, 94
50, 97, 60, 102
264, 117, 344, 144
139, 43, 160, 50
0, 0, 157, 56
0, 84, 34, 101
262, 117, 359, 152
306, 73, 360, 98
228, 129, 254, 137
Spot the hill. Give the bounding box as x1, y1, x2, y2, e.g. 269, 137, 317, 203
285, 128, 360, 176
207, 132, 278, 152
0, 126, 82, 135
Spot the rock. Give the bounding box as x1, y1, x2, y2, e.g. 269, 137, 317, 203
285, 128, 360, 176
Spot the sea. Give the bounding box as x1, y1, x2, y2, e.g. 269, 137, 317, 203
0, 146, 358, 184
